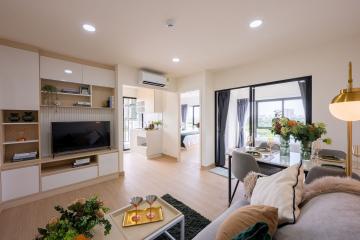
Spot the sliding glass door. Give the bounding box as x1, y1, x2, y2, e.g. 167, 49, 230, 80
215, 77, 312, 167
123, 97, 141, 150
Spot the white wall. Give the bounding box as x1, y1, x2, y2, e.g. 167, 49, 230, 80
213, 36, 360, 152
162, 91, 180, 159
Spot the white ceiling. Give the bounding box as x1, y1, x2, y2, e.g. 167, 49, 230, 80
1, 0, 360, 77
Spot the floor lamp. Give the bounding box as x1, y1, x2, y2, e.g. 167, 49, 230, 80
329, 62, 360, 176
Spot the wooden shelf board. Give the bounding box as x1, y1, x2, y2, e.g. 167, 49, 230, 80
2, 122, 39, 125
41, 91, 91, 97
3, 140, 39, 145
40, 105, 114, 110
1, 159, 41, 170
41, 162, 98, 176
41, 149, 118, 163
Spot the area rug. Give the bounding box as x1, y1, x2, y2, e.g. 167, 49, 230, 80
155, 194, 211, 240
209, 167, 235, 179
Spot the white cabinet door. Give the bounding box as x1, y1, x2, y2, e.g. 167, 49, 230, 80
42, 166, 98, 191
0, 45, 39, 110
98, 152, 118, 176
83, 65, 115, 88
40, 56, 83, 83
1, 166, 39, 201
154, 90, 163, 113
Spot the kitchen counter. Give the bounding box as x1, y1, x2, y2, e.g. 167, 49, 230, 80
130, 129, 163, 158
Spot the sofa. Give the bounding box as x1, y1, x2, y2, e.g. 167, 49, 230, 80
193, 167, 360, 240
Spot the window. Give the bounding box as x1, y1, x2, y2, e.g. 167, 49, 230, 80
256, 101, 282, 128
215, 77, 312, 167
193, 106, 200, 125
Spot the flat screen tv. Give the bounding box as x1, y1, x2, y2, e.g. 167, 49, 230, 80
52, 121, 110, 155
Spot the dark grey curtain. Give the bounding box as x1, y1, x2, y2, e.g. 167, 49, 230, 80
298, 81, 306, 112
236, 98, 248, 148
181, 104, 188, 124
216, 90, 231, 166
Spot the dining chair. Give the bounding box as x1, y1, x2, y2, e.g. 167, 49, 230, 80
318, 149, 346, 160
230, 151, 261, 203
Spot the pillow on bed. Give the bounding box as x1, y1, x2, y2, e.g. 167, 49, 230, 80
250, 164, 304, 225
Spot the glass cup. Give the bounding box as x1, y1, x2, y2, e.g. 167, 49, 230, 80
353, 145, 360, 169
130, 196, 143, 222
267, 137, 274, 154
145, 195, 157, 219
312, 140, 322, 163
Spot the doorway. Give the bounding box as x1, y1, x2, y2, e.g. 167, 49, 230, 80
180, 90, 201, 165
123, 97, 141, 150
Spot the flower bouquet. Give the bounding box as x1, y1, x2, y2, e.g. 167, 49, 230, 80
291, 122, 331, 160
35, 196, 111, 240
271, 117, 298, 156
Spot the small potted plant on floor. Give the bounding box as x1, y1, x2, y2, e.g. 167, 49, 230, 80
35, 196, 111, 240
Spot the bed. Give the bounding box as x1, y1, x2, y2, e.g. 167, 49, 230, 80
181, 129, 200, 148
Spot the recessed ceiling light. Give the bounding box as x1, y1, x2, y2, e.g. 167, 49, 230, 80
172, 57, 180, 63
249, 19, 263, 28
82, 24, 96, 32
64, 69, 72, 74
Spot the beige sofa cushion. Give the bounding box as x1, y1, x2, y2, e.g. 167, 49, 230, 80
215, 205, 278, 240
251, 164, 304, 224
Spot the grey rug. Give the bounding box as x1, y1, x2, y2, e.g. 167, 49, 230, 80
209, 167, 235, 179
155, 194, 211, 240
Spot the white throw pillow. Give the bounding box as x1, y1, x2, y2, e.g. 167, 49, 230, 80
250, 164, 305, 225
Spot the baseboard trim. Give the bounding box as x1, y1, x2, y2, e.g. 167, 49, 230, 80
0, 171, 124, 212
201, 163, 215, 170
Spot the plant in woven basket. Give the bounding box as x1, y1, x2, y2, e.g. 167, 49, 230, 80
35, 196, 111, 240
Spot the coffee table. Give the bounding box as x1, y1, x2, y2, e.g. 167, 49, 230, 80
93, 197, 185, 240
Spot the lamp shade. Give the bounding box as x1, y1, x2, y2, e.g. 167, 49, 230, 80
329, 88, 360, 121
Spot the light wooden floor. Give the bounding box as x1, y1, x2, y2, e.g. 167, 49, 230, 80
0, 148, 244, 239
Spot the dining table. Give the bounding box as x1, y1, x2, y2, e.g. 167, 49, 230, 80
227, 147, 317, 206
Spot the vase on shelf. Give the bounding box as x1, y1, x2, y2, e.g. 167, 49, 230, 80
280, 136, 290, 157
8, 113, 20, 122
300, 141, 312, 161
22, 112, 34, 122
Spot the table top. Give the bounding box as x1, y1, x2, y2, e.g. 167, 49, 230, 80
93, 197, 183, 240
228, 147, 322, 171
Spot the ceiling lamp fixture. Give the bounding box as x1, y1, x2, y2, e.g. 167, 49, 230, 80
64, 69, 72, 74
82, 24, 96, 32
172, 57, 180, 63
249, 19, 263, 28
329, 62, 360, 176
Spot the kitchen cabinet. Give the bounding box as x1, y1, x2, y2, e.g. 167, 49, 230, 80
83, 65, 115, 88
154, 90, 163, 112
40, 56, 83, 83
0, 45, 39, 110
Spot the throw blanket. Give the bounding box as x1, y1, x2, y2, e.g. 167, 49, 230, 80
302, 176, 360, 204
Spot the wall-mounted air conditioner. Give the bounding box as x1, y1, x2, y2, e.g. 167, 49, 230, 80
139, 70, 167, 88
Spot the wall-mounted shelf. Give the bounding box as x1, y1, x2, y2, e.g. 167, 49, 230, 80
41, 91, 91, 97
40, 105, 114, 110
3, 140, 39, 145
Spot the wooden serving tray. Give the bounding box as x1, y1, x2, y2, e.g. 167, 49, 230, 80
121, 207, 164, 227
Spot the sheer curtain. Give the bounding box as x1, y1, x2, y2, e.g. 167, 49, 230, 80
236, 98, 249, 148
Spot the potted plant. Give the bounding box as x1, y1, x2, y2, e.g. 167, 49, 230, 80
271, 117, 297, 156
36, 196, 111, 240
291, 122, 331, 160
41, 85, 57, 105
